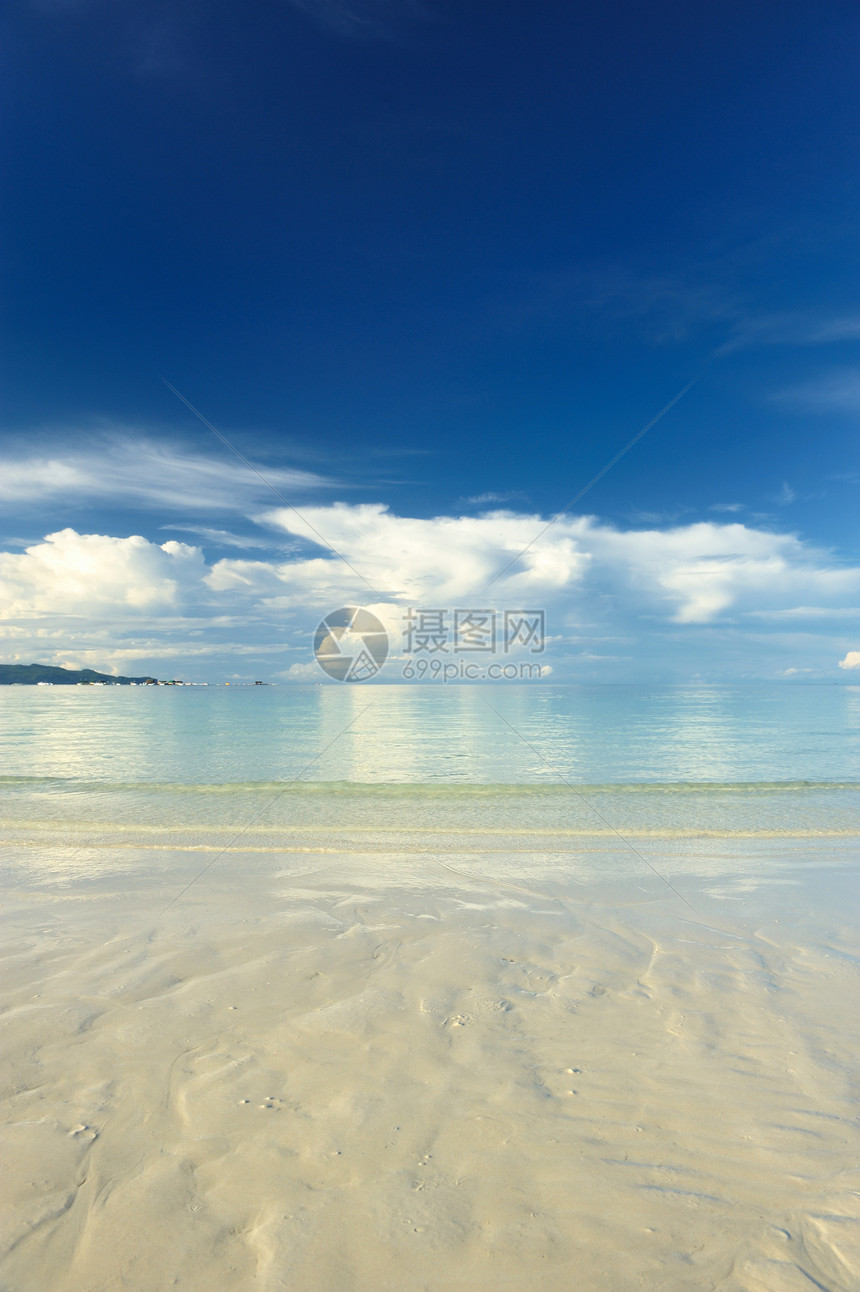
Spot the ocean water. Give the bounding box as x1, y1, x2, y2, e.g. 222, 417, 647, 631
3, 682, 860, 786
2, 682, 860, 849
1, 682, 858, 902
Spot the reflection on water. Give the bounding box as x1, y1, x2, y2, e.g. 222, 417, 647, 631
1, 684, 859, 785
2, 683, 859, 897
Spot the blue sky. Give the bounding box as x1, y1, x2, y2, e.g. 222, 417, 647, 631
2, 0, 859, 681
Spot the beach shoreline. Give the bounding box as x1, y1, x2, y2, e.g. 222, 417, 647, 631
2, 822, 858, 1291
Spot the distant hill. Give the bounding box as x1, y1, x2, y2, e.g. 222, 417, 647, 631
0, 663, 158, 685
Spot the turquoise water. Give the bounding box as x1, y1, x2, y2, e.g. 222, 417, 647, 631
1, 684, 859, 857
1, 683, 859, 785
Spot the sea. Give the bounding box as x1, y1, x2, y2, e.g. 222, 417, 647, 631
2, 680, 859, 914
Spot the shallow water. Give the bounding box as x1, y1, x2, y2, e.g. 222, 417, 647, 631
2, 682, 859, 784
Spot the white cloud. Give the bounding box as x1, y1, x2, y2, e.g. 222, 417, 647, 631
3, 509, 860, 680
747, 606, 860, 620
0, 529, 206, 616
279, 661, 322, 680
462, 491, 527, 506
231, 505, 860, 629
160, 525, 288, 551
254, 502, 591, 604
838, 651, 860, 671
0, 436, 333, 512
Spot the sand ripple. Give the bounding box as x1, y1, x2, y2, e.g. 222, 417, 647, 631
1, 848, 858, 1291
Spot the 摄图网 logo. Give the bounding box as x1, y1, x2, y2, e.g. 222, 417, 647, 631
313, 607, 389, 682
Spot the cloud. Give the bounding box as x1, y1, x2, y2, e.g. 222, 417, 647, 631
6, 512, 859, 637
462, 491, 527, 506
773, 482, 797, 505
838, 651, 860, 671
253, 502, 589, 604
3, 510, 860, 680
0, 436, 334, 513
811, 317, 860, 343
511, 260, 860, 361
626, 507, 690, 525
279, 661, 323, 680
717, 312, 860, 355
248, 504, 860, 626
773, 368, 860, 415
584, 520, 860, 624
749, 606, 860, 620
0, 529, 206, 616
0, 528, 296, 678
160, 525, 290, 551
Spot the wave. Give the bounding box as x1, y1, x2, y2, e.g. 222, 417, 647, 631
3, 821, 858, 841
2, 776, 860, 795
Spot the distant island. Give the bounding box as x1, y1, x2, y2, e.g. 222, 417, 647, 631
0, 663, 159, 686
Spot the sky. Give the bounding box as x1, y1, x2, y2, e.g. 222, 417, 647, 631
1, 0, 859, 683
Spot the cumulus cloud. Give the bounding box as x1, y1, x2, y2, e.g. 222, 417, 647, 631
3, 509, 860, 679
252, 503, 589, 604
0, 529, 293, 678
247, 504, 860, 626
0, 529, 207, 616
6, 512, 860, 636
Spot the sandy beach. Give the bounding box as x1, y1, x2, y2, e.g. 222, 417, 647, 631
5, 0, 860, 1278
2, 803, 858, 1291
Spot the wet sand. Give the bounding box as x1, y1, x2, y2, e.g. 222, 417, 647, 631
1, 834, 858, 1291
